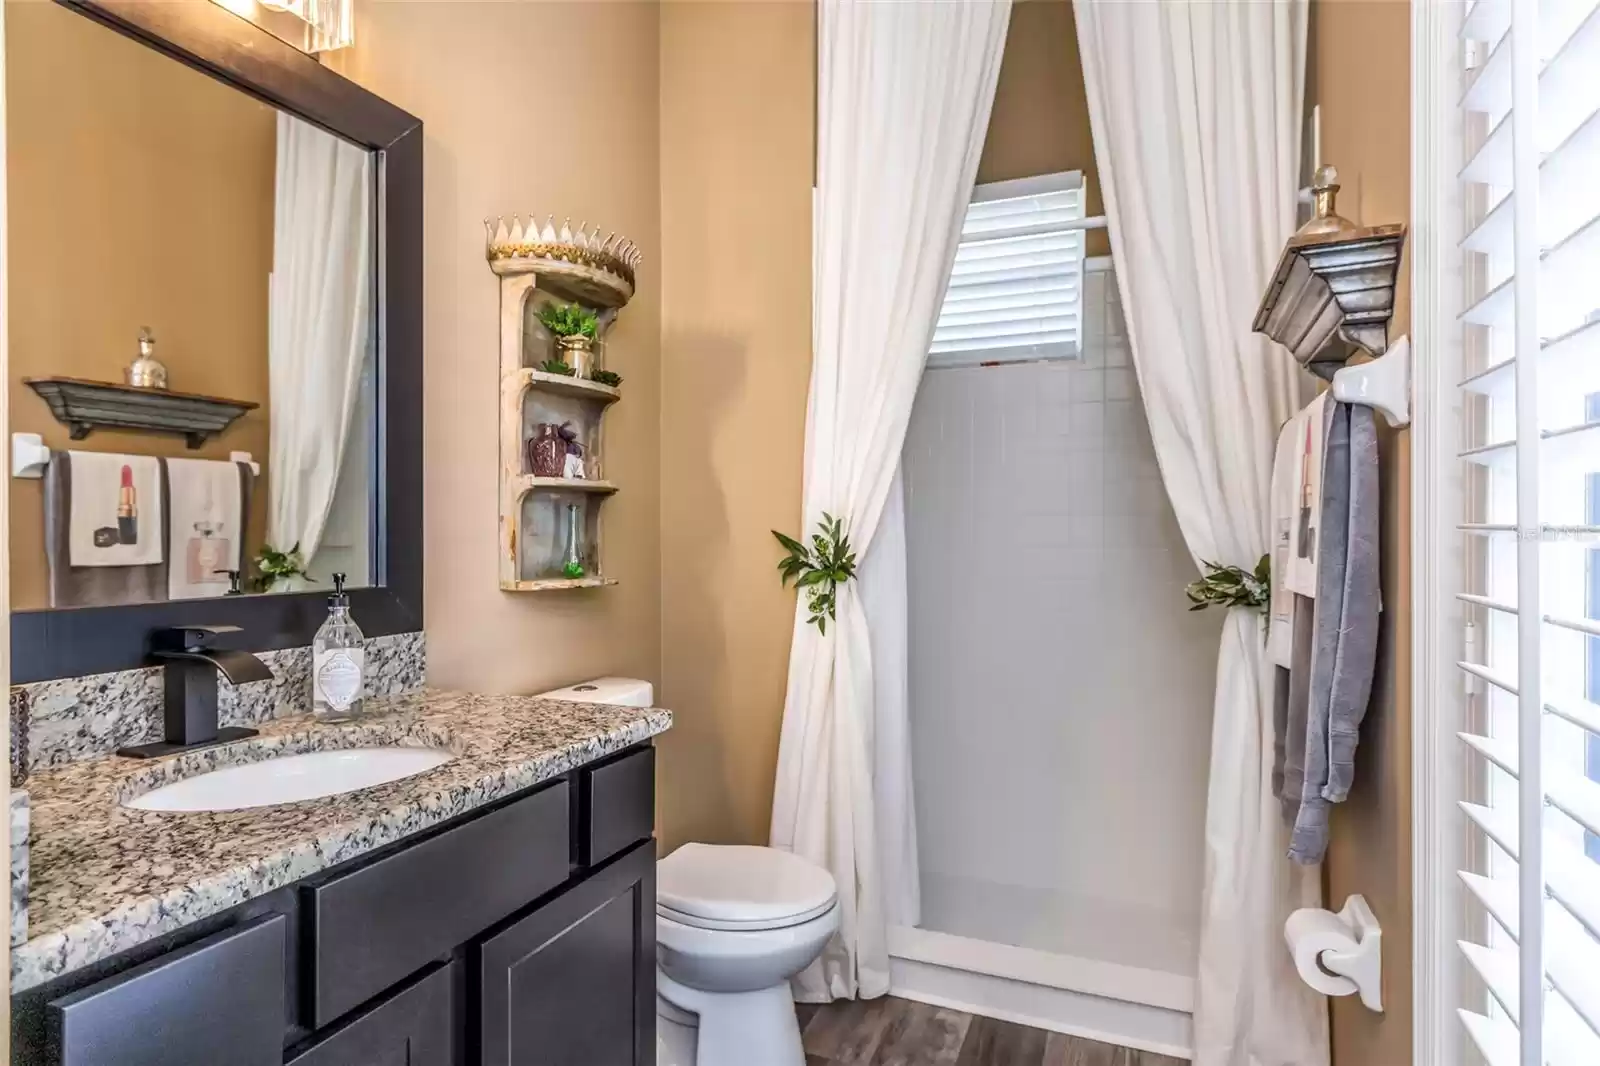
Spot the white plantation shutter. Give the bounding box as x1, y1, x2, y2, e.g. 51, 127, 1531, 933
1455, 0, 1600, 1062
927, 171, 1087, 367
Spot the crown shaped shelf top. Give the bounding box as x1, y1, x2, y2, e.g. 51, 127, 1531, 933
486, 215, 640, 309
488, 215, 639, 592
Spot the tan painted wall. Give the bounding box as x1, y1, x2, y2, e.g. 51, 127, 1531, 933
1, 0, 12, 1024
979, 0, 1107, 257
1312, 1, 1414, 1062
5, 0, 275, 609
329, 1, 663, 695
657, 0, 815, 852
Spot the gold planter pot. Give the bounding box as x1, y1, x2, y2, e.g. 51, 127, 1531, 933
556, 335, 594, 378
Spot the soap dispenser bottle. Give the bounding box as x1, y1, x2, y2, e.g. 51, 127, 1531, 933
312, 572, 365, 721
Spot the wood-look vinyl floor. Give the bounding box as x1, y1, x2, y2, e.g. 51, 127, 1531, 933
797, 997, 1187, 1066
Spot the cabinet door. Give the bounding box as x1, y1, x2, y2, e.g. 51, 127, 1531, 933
286, 962, 453, 1066
49, 914, 286, 1066
477, 842, 655, 1066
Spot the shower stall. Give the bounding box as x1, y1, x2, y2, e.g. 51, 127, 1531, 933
891, 260, 1220, 1059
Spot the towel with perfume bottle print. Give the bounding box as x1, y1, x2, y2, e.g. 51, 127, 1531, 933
65, 451, 163, 567
166, 457, 244, 599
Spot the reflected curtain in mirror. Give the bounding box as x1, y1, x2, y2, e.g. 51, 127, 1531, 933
266, 113, 374, 592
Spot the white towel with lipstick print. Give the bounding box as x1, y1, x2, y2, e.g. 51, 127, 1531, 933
1267, 391, 1328, 667
66, 451, 163, 566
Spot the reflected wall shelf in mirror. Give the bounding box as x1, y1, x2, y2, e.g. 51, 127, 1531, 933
23, 376, 258, 448
488, 215, 640, 591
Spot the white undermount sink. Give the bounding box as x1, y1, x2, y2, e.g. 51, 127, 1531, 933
123, 746, 453, 813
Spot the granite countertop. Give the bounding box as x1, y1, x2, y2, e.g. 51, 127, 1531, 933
12, 689, 672, 993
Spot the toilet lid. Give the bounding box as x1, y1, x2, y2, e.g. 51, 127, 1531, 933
657, 844, 837, 928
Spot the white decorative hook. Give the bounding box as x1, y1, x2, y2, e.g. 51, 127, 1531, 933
1332, 334, 1411, 428
11, 432, 49, 479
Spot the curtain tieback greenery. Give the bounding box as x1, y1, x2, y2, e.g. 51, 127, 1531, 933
1185, 555, 1271, 613
772, 513, 858, 634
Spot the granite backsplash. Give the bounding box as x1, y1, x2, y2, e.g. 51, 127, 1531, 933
13, 631, 425, 773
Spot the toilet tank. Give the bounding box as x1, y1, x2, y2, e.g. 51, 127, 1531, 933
536, 677, 654, 708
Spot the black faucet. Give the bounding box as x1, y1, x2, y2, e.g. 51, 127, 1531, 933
117, 625, 274, 759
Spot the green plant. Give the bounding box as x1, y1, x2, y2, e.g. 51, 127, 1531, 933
538, 358, 577, 377
254, 542, 311, 592
589, 369, 623, 388
535, 302, 599, 339
1185, 555, 1271, 613
772, 513, 857, 634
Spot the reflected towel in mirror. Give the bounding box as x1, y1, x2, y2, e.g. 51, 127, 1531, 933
167, 458, 247, 600
65, 451, 162, 567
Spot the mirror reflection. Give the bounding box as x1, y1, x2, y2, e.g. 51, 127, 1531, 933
6, 0, 378, 610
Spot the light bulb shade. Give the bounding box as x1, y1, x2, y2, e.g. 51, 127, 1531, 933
211, 0, 353, 53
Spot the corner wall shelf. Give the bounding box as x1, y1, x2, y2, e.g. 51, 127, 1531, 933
514, 476, 619, 495
23, 376, 257, 448
488, 214, 640, 591
516, 369, 621, 406
505, 576, 621, 592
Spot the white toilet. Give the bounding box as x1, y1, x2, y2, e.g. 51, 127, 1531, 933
538, 679, 840, 1066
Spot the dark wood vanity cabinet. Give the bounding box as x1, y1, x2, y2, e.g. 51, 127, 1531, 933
47, 914, 288, 1066
286, 963, 454, 1066
302, 782, 572, 1029
477, 843, 655, 1066
16, 744, 658, 1066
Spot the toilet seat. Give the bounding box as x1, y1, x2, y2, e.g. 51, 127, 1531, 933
657, 897, 836, 932
657, 843, 837, 930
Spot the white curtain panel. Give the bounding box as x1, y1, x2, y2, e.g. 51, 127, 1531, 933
858, 466, 918, 931
1072, 3, 1326, 1064
771, 0, 1011, 1002
267, 113, 373, 580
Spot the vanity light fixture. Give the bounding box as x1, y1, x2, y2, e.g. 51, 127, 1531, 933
209, 0, 353, 53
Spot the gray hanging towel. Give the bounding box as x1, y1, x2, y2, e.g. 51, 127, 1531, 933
1273, 594, 1315, 825
1288, 400, 1381, 865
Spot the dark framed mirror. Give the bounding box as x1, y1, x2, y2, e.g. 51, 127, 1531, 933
9, 0, 422, 682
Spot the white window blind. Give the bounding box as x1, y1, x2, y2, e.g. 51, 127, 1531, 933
927, 171, 1087, 367
1455, 0, 1600, 1062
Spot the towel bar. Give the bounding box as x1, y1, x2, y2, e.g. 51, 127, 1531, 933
10, 433, 261, 479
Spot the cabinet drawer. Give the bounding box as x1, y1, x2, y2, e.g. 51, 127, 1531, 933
304, 783, 569, 1028
49, 914, 286, 1066
582, 746, 654, 867
287, 962, 453, 1066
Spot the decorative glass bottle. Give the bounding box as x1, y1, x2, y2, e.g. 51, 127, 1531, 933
312, 572, 365, 721
562, 504, 586, 579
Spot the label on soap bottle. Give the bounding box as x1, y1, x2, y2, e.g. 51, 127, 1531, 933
315, 649, 364, 711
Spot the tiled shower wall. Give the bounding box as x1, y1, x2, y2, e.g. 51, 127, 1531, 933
903, 263, 1223, 953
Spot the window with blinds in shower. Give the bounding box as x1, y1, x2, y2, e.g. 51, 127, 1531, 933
1452, 0, 1600, 1061
926, 170, 1087, 368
